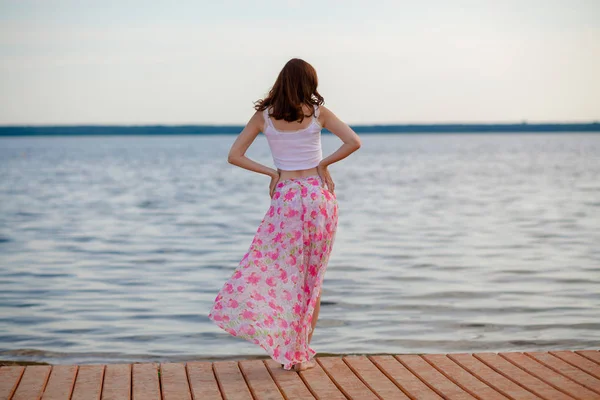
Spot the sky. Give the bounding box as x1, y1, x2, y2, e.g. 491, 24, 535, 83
0, 0, 599, 125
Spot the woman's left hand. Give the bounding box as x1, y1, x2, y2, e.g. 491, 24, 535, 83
317, 163, 335, 194
269, 170, 280, 198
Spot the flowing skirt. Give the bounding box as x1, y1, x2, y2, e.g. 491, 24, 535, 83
208, 175, 338, 370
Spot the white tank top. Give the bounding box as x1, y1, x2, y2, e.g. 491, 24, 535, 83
262, 105, 323, 171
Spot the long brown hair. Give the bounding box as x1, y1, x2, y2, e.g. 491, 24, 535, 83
254, 58, 324, 123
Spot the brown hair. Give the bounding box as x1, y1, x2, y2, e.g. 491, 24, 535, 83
254, 58, 324, 123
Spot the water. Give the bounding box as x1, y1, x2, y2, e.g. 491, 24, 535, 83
1, 133, 599, 365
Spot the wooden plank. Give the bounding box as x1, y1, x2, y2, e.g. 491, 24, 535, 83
42, 365, 77, 400
396, 354, 476, 400
551, 351, 600, 379
101, 364, 131, 400
423, 354, 508, 400
212, 361, 253, 400
501, 352, 599, 400
526, 351, 600, 395
475, 352, 571, 400
343, 355, 410, 399
297, 359, 346, 400
186, 362, 223, 400
316, 356, 378, 400
575, 350, 600, 365
160, 363, 191, 400
3, 351, 599, 400
132, 363, 160, 400
448, 353, 541, 400
0, 366, 25, 400
369, 355, 442, 399
11, 365, 52, 400
238, 360, 284, 400
72, 364, 105, 400
263, 359, 315, 400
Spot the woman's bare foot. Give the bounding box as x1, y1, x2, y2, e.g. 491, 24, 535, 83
293, 360, 316, 372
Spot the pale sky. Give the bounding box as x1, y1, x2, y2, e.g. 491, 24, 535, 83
0, 0, 599, 125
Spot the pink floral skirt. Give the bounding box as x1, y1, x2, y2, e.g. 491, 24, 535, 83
208, 175, 338, 370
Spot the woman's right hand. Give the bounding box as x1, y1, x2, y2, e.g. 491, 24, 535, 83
317, 163, 335, 194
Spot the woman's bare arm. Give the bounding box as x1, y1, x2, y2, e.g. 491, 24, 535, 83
227, 111, 278, 179
316, 106, 361, 193
319, 106, 361, 167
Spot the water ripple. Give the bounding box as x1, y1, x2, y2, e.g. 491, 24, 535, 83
1, 133, 599, 364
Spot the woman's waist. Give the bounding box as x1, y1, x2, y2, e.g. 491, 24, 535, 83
278, 167, 319, 181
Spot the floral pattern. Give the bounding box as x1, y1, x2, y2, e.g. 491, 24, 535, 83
208, 175, 338, 370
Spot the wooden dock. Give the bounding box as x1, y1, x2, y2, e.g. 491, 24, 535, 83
1, 349, 599, 399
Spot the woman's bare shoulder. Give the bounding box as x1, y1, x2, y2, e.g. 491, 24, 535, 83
317, 105, 335, 125
250, 109, 265, 125
318, 104, 331, 114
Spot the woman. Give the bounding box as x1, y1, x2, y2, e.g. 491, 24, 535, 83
208, 58, 361, 372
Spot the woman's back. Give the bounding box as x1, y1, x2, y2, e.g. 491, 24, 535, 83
262, 105, 323, 171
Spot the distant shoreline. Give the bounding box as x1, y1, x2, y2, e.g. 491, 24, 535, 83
0, 122, 599, 136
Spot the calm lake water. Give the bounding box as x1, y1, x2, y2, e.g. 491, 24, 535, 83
1, 133, 599, 365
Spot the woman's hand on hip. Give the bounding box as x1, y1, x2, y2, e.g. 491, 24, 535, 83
317, 163, 335, 194
269, 170, 280, 198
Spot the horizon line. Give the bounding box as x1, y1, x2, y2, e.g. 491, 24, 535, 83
2, 122, 600, 136
1, 121, 599, 128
